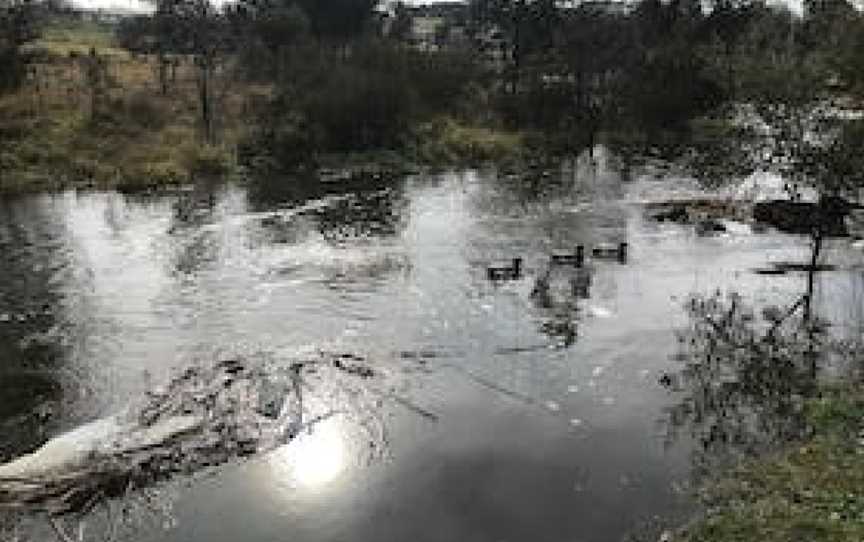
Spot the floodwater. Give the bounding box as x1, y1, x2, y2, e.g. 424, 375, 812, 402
2, 148, 862, 542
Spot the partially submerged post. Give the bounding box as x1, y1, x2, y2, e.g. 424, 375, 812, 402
511, 257, 522, 279
617, 242, 628, 264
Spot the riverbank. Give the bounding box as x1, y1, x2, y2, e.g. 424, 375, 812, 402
258, 117, 533, 181
0, 19, 247, 194
0, 17, 546, 195
670, 383, 864, 542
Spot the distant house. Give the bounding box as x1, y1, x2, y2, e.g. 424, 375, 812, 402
76, 8, 137, 25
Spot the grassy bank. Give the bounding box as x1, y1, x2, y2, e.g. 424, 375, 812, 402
278, 117, 530, 180
0, 17, 249, 194
674, 384, 864, 542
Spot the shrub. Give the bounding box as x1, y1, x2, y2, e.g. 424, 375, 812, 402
298, 62, 419, 152
180, 143, 234, 176
125, 90, 167, 130
415, 117, 523, 163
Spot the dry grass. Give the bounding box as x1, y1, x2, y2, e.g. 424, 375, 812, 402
414, 116, 525, 164
1, 17, 271, 193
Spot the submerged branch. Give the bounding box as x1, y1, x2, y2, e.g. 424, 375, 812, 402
0, 352, 385, 519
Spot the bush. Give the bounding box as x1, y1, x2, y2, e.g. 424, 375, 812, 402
414, 117, 524, 163
126, 161, 188, 186
255, 42, 481, 167
125, 90, 168, 130
298, 62, 419, 152
180, 143, 234, 176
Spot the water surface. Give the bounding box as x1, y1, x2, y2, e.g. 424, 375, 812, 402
2, 149, 862, 541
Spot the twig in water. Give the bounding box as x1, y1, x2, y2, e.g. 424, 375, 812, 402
440, 363, 540, 409
381, 392, 439, 422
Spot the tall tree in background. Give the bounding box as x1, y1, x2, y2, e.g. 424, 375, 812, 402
389, 1, 413, 44
248, 1, 310, 80
0, 0, 38, 91
801, 0, 863, 91
294, 0, 378, 50
556, 4, 628, 148
702, 0, 760, 100
153, 0, 180, 95
470, 0, 558, 94
161, 0, 230, 141
623, 0, 723, 133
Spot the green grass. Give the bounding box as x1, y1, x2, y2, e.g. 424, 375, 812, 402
677, 385, 864, 542
412, 117, 526, 165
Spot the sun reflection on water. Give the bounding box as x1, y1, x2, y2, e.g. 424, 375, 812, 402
268, 418, 347, 489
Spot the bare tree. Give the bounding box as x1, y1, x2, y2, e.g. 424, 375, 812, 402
0, 0, 38, 91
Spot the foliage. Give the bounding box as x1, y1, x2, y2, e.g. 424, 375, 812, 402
7, 0, 864, 186
0, 0, 39, 91
663, 292, 829, 474
413, 116, 524, 163
249, 40, 482, 167
292, 0, 379, 44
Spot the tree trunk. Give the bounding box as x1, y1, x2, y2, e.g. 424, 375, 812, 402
198, 57, 213, 142
725, 40, 734, 101
158, 51, 169, 95
803, 228, 822, 323
804, 226, 822, 381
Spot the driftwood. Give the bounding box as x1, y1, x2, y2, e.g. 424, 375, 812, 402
645, 195, 864, 238
0, 354, 378, 518
752, 197, 858, 237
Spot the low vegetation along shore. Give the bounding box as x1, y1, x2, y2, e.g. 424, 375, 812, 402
12, 0, 864, 196
0, 21, 231, 192
674, 384, 864, 542
0, 17, 531, 194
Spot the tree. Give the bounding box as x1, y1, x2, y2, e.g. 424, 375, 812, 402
248, 1, 310, 79
702, 0, 761, 99
0, 0, 38, 92
555, 4, 629, 147
686, 3, 864, 377
469, 0, 559, 94
294, 0, 378, 49
389, 1, 413, 44
621, 0, 724, 134
152, 0, 231, 140
81, 45, 108, 122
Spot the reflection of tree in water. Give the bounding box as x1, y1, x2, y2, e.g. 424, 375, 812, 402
245, 173, 409, 250
530, 264, 594, 348
312, 186, 408, 242
662, 291, 832, 475
165, 185, 222, 278
0, 199, 74, 460
168, 187, 218, 234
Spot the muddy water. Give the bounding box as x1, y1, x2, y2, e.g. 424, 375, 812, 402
2, 149, 862, 541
